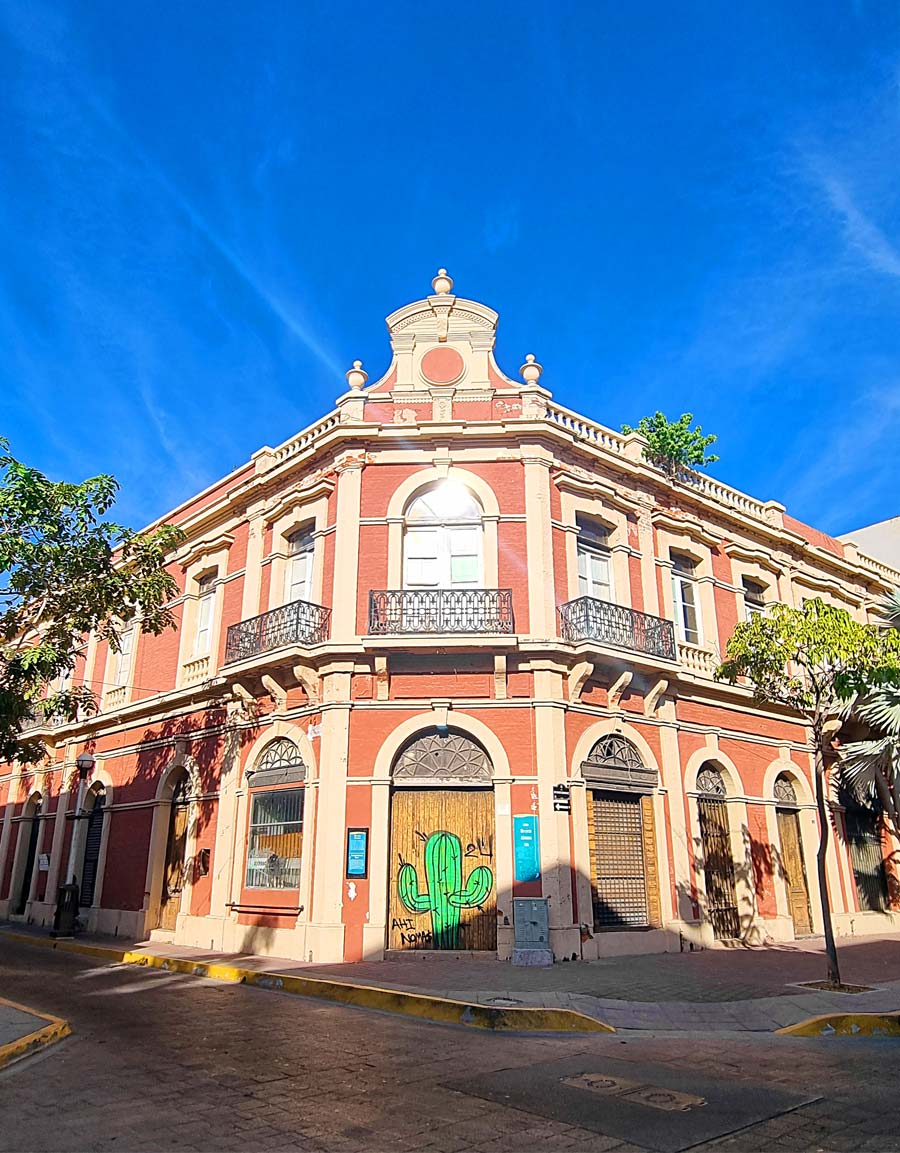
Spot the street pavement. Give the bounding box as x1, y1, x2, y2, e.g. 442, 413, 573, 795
1, 936, 899, 1153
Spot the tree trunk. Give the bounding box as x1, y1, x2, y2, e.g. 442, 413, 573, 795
813, 731, 842, 986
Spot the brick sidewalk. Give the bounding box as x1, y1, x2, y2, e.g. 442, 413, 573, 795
4, 921, 900, 1032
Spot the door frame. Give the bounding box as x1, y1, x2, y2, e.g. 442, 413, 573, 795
387, 782, 497, 951
762, 761, 822, 937
366, 714, 513, 961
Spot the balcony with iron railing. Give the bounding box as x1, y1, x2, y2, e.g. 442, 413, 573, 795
368, 588, 515, 636
558, 596, 677, 662
225, 597, 332, 664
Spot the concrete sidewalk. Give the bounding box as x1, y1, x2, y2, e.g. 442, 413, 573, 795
0, 994, 70, 1069
3, 921, 899, 1033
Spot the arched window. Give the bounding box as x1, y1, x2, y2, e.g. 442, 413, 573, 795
245, 738, 307, 891
696, 763, 739, 939
285, 528, 314, 604
581, 736, 660, 931
403, 483, 482, 590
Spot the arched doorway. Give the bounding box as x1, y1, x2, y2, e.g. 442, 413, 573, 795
156, 772, 190, 931
581, 735, 661, 930
697, 765, 740, 940
387, 729, 496, 952
14, 795, 41, 916
80, 784, 106, 909
774, 775, 812, 936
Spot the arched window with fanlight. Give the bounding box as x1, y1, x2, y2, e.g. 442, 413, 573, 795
403, 483, 483, 589
581, 735, 661, 931
244, 738, 307, 891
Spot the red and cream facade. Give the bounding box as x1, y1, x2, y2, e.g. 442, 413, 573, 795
2, 270, 898, 963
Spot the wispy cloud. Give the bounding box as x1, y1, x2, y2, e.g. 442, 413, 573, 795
808, 155, 900, 279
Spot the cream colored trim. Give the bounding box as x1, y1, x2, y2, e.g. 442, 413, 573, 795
559, 489, 630, 606
523, 449, 557, 637
176, 546, 231, 689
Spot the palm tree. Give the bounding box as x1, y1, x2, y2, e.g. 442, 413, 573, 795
837, 588, 900, 833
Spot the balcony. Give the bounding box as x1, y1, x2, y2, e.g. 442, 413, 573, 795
369, 589, 514, 635
225, 597, 331, 664
558, 596, 676, 661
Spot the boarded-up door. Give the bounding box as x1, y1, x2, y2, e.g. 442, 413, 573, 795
698, 797, 740, 940
776, 807, 812, 936
389, 788, 496, 951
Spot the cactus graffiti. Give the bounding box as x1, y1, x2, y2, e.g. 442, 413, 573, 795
397, 830, 493, 949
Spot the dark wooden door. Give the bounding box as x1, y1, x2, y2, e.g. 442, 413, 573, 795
776, 807, 812, 936
15, 813, 40, 915
698, 797, 740, 940
388, 788, 496, 951
80, 798, 105, 908
846, 808, 889, 913
157, 782, 189, 930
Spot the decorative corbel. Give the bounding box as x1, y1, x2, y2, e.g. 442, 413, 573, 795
261, 673, 287, 713
568, 660, 594, 702
609, 670, 633, 710
292, 664, 320, 705
645, 678, 669, 717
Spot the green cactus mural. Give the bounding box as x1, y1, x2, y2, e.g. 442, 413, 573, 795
397, 830, 493, 950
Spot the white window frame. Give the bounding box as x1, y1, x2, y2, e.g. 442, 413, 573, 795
245, 788, 305, 890
194, 574, 217, 657
284, 529, 315, 605
671, 556, 701, 645
742, 578, 767, 621
576, 523, 614, 603
403, 487, 483, 590
114, 626, 134, 687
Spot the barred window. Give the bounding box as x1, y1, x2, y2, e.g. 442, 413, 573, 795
245, 789, 304, 889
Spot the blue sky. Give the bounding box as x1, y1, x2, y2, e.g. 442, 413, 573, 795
1, 2, 899, 536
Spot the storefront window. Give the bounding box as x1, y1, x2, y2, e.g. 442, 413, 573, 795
245, 789, 304, 889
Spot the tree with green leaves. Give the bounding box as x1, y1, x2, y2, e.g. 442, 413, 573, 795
1, 438, 184, 766
717, 598, 900, 986
622, 411, 719, 477
837, 588, 900, 836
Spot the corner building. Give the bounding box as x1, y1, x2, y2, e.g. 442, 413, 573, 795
3, 271, 899, 963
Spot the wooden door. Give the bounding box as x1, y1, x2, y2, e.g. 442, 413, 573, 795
15, 814, 40, 915
157, 782, 189, 931
698, 797, 740, 940
388, 788, 496, 951
776, 807, 812, 936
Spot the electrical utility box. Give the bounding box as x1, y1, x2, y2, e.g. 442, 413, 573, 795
512, 898, 553, 966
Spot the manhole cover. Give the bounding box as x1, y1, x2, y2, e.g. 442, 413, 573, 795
561, 1073, 705, 1112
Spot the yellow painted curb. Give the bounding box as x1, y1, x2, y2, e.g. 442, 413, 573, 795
777, 1011, 900, 1037
1, 931, 613, 1034
0, 995, 71, 1071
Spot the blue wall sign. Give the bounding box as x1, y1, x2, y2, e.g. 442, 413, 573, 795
513, 816, 541, 883
346, 828, 368, 878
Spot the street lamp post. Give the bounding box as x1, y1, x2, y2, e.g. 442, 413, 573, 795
64, 751, 95, 886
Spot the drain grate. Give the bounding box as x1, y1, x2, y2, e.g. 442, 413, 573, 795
561, 1073, 706, 1112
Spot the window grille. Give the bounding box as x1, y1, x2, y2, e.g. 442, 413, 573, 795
245, 789, 304, 890
248, 738, 307, 789
582, 735, 657, 793
773, 775, 798, 806
845, 808, 889, 913
590, 791, 649, 928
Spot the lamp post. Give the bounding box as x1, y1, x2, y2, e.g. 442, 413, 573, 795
64, 751, 95, 885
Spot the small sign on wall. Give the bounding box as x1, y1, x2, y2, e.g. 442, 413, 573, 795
38, 854, 50, 873
346, 829, 368, 878
552, 784, 571, 813
513, 816, 540, 883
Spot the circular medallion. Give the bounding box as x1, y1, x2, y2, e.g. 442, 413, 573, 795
420, 346, 464, 385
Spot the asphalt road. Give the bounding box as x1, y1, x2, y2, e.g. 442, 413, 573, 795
0, 938, 898, 1153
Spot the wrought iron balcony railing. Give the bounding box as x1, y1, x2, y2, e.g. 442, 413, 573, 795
369, 589, 514, 635
225, 597, 331, 664
558, 596, 676, 661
